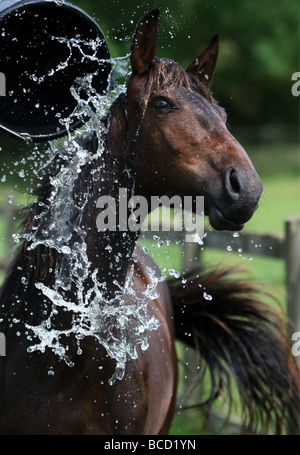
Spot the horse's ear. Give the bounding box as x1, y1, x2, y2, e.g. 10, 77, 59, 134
186, 34, 219, 86
130, 9, 159, 75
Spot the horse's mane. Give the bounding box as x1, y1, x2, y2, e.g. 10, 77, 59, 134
139, 57, 216, 110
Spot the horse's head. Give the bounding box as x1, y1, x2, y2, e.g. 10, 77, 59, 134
125, 9, 262, 231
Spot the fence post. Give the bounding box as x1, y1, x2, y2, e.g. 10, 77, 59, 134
285, 216, 300, 364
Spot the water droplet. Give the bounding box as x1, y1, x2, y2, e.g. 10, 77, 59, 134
203, 292, 213, 301
168, 268, 180, 278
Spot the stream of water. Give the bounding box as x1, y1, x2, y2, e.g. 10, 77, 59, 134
6, 38, 163, 384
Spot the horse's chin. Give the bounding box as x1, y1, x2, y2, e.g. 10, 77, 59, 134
207, 205, 244, 231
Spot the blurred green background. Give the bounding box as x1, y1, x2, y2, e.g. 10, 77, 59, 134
0, 0, 299, 435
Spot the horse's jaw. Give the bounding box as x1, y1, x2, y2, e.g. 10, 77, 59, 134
206, 204, 245, 231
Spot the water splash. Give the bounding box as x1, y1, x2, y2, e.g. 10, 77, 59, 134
26, 263, 161, 384
29, 35, 108, 84
8, 38, 161, 384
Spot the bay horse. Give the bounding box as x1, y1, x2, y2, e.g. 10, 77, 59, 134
0, 10, 299, 435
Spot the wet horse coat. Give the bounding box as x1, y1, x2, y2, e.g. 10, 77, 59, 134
0, 10, 299, 434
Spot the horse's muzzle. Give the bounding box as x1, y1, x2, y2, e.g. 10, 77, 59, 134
206, 166, 263, 231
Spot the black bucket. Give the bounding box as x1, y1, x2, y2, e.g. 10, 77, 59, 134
0, 0, 111, 141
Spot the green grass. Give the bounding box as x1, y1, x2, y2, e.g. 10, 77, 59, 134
245, 142, 299, 233
245, 176, 300, 234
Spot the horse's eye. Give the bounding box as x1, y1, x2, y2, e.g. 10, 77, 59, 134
152, 98, 176, 111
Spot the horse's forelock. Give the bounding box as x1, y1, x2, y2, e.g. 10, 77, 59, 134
139, 57, 215, 110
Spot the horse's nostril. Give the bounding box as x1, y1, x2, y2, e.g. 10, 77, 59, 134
229, 169, 241, 194
225, 168, 242, 199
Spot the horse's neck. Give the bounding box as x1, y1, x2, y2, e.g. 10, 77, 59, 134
81, 96, 138, 298
81, 150, 138, 298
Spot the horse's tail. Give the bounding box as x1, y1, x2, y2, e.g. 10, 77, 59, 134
168, 266, 300, 434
